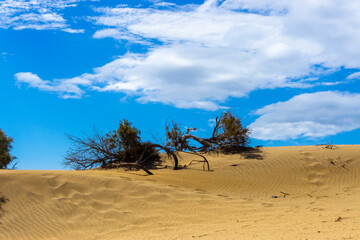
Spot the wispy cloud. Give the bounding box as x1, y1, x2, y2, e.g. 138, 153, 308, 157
347, 72, 360, 80
0, 0, 84, 32
93, 28, 146, 43
15, 72, 89, 99
250, 91, 360, 140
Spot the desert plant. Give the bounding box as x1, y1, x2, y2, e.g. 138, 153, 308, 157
165, 111, 253, 170
64, 120, 178, 175
166, 111, 251, 153
0, 129, 16, 169
216, 111, 250, 152
324, 141, 338, 150
107, 119, 141, 151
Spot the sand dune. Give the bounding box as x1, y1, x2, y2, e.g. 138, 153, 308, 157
1, 145, 360, 239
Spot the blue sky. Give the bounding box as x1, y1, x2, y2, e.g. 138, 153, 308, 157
1, 0, 360, 170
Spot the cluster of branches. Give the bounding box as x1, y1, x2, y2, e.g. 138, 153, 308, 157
64, 111, 251, 175
64, 120, 178, 175
166, 111, 251, 153
165, 111, 252, 170
2, 111, 252, 174
0, 129, 16, 169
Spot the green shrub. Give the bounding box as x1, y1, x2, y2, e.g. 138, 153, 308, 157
0, 129, 16, 169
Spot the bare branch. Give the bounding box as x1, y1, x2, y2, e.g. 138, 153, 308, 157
64, 123, 179, 175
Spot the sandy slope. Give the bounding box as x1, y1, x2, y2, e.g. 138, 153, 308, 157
1, 145, 360, 239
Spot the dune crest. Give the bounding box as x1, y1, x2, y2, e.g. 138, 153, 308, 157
1, 145, 360, 239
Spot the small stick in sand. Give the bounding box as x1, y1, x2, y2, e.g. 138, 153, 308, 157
329, 159, 336, 166
280, 191, 290, 198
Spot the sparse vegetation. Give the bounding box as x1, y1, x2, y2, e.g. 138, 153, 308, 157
64, 112, 253, 174
63, 119, 178, 175
320, 141, 339, 150
166, 111, 254, 170
166, 111, 251, 153
0, 129, 16, 169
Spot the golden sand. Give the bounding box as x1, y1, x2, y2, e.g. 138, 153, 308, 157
1, 145, 360, 239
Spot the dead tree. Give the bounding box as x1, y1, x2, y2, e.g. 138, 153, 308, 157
184, 151, 210, 171
166, 111, 252, 170
64, 120, 178, 175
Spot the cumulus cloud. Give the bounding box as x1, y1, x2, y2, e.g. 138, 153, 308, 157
250, 91, 360, 140
16, 0, 360, 110
91, 0, 360, 70
45, 42, 311, 110
0, 0, 84, 32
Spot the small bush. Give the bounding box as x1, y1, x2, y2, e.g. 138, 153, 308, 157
218, 111, 250, 150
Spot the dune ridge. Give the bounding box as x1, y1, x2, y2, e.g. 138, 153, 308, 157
1, 145, 360, 239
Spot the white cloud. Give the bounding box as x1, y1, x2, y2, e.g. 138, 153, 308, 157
92, 0, 360, 67
93, 28, 145, 43
15, 72, 88, 98
15, 72, 51, 90
62, 28, 85, 33
16, 0, 360, 110
347, 72, 360, 80
0, 0, 84, 32
26, 40, 309, 110
250, 91, 360, 140
1, 52, 8, 61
